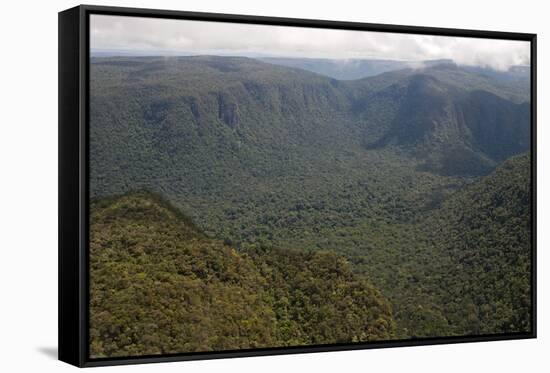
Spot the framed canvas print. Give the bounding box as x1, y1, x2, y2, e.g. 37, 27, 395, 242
58, 5, 537, 367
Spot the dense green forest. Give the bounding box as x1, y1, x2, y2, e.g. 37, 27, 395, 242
89, 55, 532, 356
352, 153, 531, 337
90, 192, 394, 358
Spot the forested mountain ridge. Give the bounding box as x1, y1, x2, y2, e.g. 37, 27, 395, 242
90, 56, 529, 199
348, 62, 529, 104
89, 192, 395, 357
258, 57, 529, 95
362, 73, 530, 175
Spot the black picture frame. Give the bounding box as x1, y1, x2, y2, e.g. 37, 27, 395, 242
59, 4, 537, 367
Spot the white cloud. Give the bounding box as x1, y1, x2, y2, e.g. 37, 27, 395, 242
91, 15, 530, 70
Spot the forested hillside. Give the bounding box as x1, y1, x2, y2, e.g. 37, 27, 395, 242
90, 192, 394, 358
353, 153, 532, 337
89, 55, 532, 353
422, 153, 531, 335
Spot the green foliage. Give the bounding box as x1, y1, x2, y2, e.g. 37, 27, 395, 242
422, 153, 532, 335
88, 56, 532, 351
89, 192, 395, 358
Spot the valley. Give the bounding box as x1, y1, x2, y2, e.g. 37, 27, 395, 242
89, 55, 532, 353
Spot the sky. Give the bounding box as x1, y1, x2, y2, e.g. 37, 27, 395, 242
90, 15, 530, 71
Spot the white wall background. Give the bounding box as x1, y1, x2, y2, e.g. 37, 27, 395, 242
0, 0, 546, 371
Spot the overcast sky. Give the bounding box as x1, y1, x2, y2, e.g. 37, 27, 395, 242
90, 15, 530, 71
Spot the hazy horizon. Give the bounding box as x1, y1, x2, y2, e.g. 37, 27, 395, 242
91, 15, 530, 71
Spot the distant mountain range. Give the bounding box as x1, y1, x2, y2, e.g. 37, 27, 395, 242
261, 57, 530, 81
91, 50, 530, 81
259, 57, 454, 80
